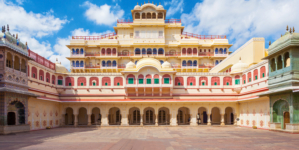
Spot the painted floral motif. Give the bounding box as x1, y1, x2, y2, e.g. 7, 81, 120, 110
252, 120, 256, 126
43, 120, 47, 127
50, 111, 53, 116
246, 120, 249, 125
241, 120, 243, 125
35, 111, 39, 117
43, 111, 46, 117
50, 120, 53, 126
55, 111, 58, 117
55, 120, 59, 125
268, 121, 270, 127
260, 120, 264, 127
35, 121, 39, 127
28, 110, 30, 117
247, 110, 249, 116
260, 109, 263, 116
28, 121, 31, 126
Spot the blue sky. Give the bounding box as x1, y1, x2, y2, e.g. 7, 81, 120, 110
1, 0, 298, 69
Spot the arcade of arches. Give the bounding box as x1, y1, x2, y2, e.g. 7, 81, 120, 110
61, 104, 237, 126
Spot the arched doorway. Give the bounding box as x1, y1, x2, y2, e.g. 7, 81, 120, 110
7, 101, 25, 125
65, 107, 74, 125
198, 107, 207, 125
177, 107, 190, 125
129, 107, 140, 125
211, 107, 221, 125
91, 107, 101, 125
273, 99, 289, 129
109, 107, 121, 125
224, 107, 234, 125
158, 107, 170, 125
143, 107, 155, 125
78, 107, 88, 125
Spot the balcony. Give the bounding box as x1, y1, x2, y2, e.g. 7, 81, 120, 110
117, 19, 133, 23
85, 52, 101, 57
214, 53, 228, 57
182, 32, 226, 39
165, 19, 181, 23
71, 67, 84, 69
171, 64, 181, 68
198, 64, 214, 69
118, 52, 134, 56
71, 54, 84, 57
198, 52, 214, 56
85, 65, 100, 69
72, 32, 117, 40
165, 52, 181, 56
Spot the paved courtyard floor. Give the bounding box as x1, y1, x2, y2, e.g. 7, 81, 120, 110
0, 126, 298, 150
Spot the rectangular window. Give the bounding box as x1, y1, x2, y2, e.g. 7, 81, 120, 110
244, 80, 246, 84
58, 80, 63, 85
117, 82, 120, 86
178, 82, 181, 86
214, 82, 217, 85
235, 79, 240, 85
249, 78, 251, 82
128, 78, 134, 84
68, 83, 71, 86
105, 82, 108, 86
33, 73, 35, 78
139, 79, 144, 84
164, 78, 169, 84
146, 79, 151, 84
135, 31, 139, 38
255, 76, 257, 80
40, 76, 43, 80
81, 83, 84, 86
154, 79, 159, 84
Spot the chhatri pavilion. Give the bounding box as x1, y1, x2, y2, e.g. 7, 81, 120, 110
0, 3, 298, 134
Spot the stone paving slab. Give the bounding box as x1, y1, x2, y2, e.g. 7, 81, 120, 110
0, 126, 298, 150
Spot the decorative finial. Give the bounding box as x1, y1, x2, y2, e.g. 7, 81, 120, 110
152, 1, 154, 4
293, 27, 295, 33
148, 0, 149, 3
144, 1, 145, 4
3, 26, 5, 32
159, 2, 161, 5
156, 3, 157, 5
16, 33, 18, 39
60, 62, 61, 64
1, 26, 3, 33
269, 41, 271, 46
7, 24, 9, 32
56, 58, 58, 62
13, 34, 15, 37
290, 28, 293, 33
286, 25, 289, 31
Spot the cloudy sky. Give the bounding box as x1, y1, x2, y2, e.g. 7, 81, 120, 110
1, 0, 298, 69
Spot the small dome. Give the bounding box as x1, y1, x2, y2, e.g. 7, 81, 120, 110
162, 61, 171, 68
157, 5, 164, 9
230, 59, 248, 74
126, 61, 136, 69
134, 4, 141, 9
55, 62, 69, 74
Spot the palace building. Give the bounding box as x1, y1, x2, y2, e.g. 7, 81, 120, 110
0, 3, 298, 134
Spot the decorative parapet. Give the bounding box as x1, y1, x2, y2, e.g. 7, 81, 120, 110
0, 37, 28, 56
28, 50, 55, 71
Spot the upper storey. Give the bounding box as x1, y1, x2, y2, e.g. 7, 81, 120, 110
130, 3, 168, 24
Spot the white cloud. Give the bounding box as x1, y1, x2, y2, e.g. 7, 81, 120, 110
165, 0, 184, 17
48, 28, 113, 70
16, 0, 25, 5
82, 1, 124, 26
181, 0, 299, 50
0, 0, 68, 57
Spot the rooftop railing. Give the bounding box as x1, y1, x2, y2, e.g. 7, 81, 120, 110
165, 19, 181, 23
182, 32, 226, 39
28, 50, 55, 70
72, 32, 117, 40
117, 19, 133, 23
116, 19, 181, 24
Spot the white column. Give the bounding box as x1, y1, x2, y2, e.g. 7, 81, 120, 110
121, 112, 128, 126
171, 110, 178, 126
61, 114, 65, 126
74, 114, 78, 127
140, 114, 143, 126
221, 114, 225, 126
234, 114, 237, 125
207, 113, 211, 126
190, 110, 197, 126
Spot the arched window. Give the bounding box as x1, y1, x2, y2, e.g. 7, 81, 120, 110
72, 61, 75, 67
158, 48, 164, 55
89, 77, 99, 86
46, 72, 50, 83
254, 69, 258, 80
147, 12, 151, 19
215, 60, 219, 65
152, 13, 156, 19
39, 70, 44, 81
58, 76, 63, 85
162, 74, 171, 84
211, 77, 220, 86
187, 60, 192, 66
52, 75, 55, 84
187, 48, 192, 55
107, 48, 111, 55
146, 74, 152, 84
242, 74, 246, 84
135, 61, 138, 65
112, 48, 116, 55
154, 74, 159, 84
135, 13, 140, 19
76, 61, 79, 67
182, 48, 186, 55
65, 77, 74, 86
142, 48, 146, 54
80, 61, 84, 67
114, 77, 123, 86
138, 74, 144, 84
187, 77, 196, 86
101, 48, 105, 55
135, 48, 140, 55
142, 13, 146, 19
102, 61, 106, 67
72, 49, 75, 54
160, 60, 164, 65
158, 12, 163, 19
147, 48, 152, 54
260, 66, 266, 78
284, 52, 290, 67
215, 48, 218, 54
277, 55, 282, 70
223, 77, 232, 85
219, 48, 223, 54
80, 48, 84, 54
248, 72, 252, 82
175, 77, 183, 86
102, 77, 111, 86
112, 60, 117, 67
193, 48, 197, 55
14, 56, 20, 70
127, 74, 135, 84
107, 60, 111, 67
153, 48, 157, 54
224, 48, 227, 54
76, 49, 79, 54
271, 58, 276, 72
193, 60, 197, 66
199, 77, 208, 86
31, 67, 37, 79
235, 75, 240, 85
182, 60, 187, 66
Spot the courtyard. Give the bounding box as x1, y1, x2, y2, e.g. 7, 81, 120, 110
0, 126, 298, 150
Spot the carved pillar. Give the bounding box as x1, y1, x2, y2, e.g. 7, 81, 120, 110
74, 114, 78, 127
140, 114, 143, 126
87, 114, 91, 126
155, 114, 158, 126
207, 114, 211, 126
221, 114, 225, 126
